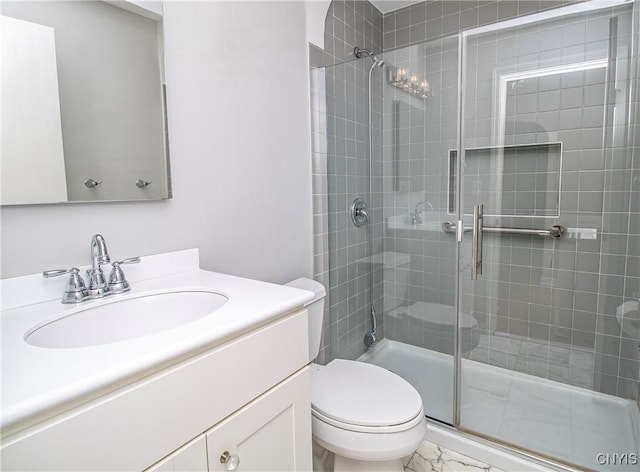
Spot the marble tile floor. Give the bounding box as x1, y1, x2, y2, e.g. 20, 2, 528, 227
403, 441, 507, 472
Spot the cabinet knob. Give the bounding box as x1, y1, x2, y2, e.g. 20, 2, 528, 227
220, 451, 240, 471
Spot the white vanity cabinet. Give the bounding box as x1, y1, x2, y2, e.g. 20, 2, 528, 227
1, 310, 312, 471
145, 436, 208, 471
146, 368, 310, 472
205, 368, 310, 472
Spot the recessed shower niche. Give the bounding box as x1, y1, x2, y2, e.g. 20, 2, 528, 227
448, 142, 562, 217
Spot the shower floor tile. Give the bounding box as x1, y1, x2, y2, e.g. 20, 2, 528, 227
361, 339, 640, 471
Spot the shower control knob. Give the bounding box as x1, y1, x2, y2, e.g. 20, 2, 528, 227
351, 198, 369, 227
219, 451, 239, 471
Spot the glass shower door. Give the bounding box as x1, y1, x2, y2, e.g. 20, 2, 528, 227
457, 2, 639, 470
371, 34, 460, 425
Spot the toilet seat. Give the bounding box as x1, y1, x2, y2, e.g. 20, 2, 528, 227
311, 359, 424, 433
311, 360, 427, 463
311, 412, 427, 463
312, 406, 424, 434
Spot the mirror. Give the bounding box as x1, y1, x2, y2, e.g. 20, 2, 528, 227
1, 1, 171, 205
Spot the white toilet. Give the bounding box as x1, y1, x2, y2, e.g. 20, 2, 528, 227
286, 278, 426, 472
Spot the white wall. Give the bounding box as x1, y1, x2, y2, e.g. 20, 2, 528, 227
0, 1, 313, 284
305, 0, 331, 49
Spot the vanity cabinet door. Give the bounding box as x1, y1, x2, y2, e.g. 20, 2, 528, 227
206, 367, 312, 472
144, 435, 208, 472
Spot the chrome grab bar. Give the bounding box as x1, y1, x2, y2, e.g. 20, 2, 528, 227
442, 220, 566, 240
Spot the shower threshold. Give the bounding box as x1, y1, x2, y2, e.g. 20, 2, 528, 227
359, 339, 640, 472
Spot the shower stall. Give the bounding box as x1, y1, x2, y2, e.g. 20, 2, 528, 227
312, 0, 640, 470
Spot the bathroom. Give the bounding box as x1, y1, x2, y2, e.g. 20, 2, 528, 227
0, 0, 638, 471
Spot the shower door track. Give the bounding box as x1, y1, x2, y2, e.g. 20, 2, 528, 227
426, 419, 595, 472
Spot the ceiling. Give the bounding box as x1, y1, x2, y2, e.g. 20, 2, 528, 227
369, 0, 424, 14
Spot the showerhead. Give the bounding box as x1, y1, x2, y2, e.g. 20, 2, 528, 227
354, 46, 384, 67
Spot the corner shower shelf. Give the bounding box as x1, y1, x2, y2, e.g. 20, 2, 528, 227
448, 142, 562, 218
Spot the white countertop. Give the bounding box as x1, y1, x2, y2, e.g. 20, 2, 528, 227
1, 249, 314, 432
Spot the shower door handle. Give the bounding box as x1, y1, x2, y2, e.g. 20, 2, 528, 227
471, 203, 484, 280
477, 203, 483, 276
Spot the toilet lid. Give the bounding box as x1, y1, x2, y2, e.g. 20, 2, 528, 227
311, 359, 423, 427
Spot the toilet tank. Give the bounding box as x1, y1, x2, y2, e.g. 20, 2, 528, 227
285, 278, 326, 363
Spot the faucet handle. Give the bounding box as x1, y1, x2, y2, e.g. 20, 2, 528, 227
43, 267, 88, 304
108, 257, 140, 294
43, 268, 72, 278
115, 257, 141, 265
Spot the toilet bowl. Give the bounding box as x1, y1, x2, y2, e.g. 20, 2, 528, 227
285, 278, 426, 472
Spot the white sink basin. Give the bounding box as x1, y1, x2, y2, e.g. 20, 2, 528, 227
24, 290, 228, 348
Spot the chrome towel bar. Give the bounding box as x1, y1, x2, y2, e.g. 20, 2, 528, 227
442, 220, 566, 240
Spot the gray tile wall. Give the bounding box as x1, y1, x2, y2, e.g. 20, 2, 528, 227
311, 0, 385, 363
458, 144, 562, 217
381, 36, 460, 354
380, 1, 638, 401
461, 38, 608, 387
461, 2, 638, 401
325, 0, 383, 65
631, 37, 640, 409
312, 0, 639, 402
598, 6, 640, 400
382, 0, 578, 51
325, 55, 386, 361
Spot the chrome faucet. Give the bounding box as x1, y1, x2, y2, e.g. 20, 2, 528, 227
411, 201, 433, 225
87, 234, 111, 298
91, 234, 110, 269
43, 234, 141, 303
